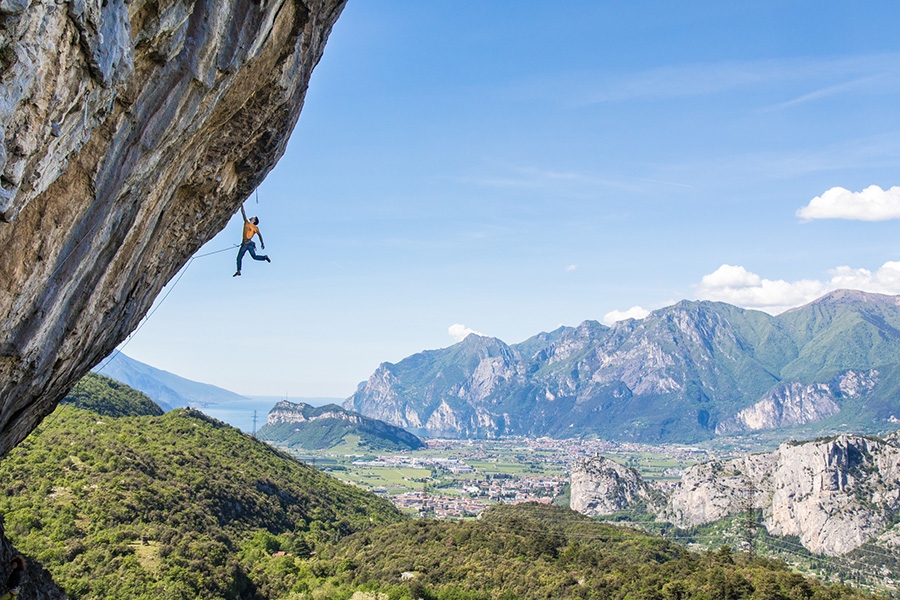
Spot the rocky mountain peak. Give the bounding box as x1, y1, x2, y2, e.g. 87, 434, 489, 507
349, 291, 900, 442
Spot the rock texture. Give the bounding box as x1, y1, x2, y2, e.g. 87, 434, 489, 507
570, 455, 664, 516
663, 453, 776, 529
713, 369, 878, 435
0, 0, 346, 458
569, 431, 900, 556
664, 432, 900, 556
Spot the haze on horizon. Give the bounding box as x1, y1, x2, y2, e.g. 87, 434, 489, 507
118, 2, 900, 399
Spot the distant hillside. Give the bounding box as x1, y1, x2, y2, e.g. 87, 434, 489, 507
256, 401, 424, 451
61, 372, 163, 417
345, 290, 900, 443
0, 404, 402, 599
94, 352, 250, 410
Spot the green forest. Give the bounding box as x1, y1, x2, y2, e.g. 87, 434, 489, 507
0, 386, 401, 599
60, 372, 164, 418
0, 378, 881, 599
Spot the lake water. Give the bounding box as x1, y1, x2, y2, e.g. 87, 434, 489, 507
196, 396, 342, 433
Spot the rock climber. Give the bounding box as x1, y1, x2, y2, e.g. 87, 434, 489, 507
1, 556, 25, 599
234, 203, 270, 277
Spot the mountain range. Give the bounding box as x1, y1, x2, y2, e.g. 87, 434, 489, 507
344, 290, 900, 443
94, 352, 250, 410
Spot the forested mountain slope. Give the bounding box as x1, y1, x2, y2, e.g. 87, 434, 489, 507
311, 503, 871, 600
61, 372, 164, 418
256, 400, 424, 451
0, 405, 401, 599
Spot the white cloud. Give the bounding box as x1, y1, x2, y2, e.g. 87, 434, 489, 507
797, 185, 900, 221
699, 264, 761, 289
449, 323, 483, 342
603, 306, 650, 325
565, 264, 577, 272
694, 262, 900, 314
827, 262, 900, 293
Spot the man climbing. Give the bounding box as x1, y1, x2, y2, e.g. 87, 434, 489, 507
234, 203, 271, 277
0, 556, 25, 599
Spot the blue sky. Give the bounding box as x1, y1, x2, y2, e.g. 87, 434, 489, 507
115, 1, 900, 398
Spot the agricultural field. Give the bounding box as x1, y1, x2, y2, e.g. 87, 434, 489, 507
278, 436, 709, 518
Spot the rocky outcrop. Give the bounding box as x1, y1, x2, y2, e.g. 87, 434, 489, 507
0, 0, 346, 458
663, 453, 775, 527
715, 382, 840, 434
715, 370, 878, 435
266, 400, 363, 426
570, 455, 664, 516
0, 521, 65, 600
258, 400, 425, 451
664, 432, 900, 556
569, 432, 900, 556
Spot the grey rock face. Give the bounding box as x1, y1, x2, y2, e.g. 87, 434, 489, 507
715, 382, 840, 434
348, 335, 516, 437
663, 453, 776, 528
267, 401, 363, 426
570, 455, 664, 516
716, 370, 878, 435
664, 433, 900, 556
0, 0, 347, 458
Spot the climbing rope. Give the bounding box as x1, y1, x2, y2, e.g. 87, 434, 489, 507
93, 243, 238, 374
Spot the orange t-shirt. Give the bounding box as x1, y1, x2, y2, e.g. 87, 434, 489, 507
242, 221, 259, 243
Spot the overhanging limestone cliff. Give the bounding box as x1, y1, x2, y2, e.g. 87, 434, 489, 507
0, 0, 347, 457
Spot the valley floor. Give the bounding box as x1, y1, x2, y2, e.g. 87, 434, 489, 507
278, 436, 711, 518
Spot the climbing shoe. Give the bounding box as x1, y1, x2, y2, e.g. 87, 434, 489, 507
265, 256, 271, 263
233, 271, 241, 277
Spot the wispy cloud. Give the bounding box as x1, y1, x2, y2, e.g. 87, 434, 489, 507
797, 185, 900, 221
461, 163, 637, 193
694, 262, 900, 314
449, 323, 484, 342
577, 61, 769, 105
761, 75, 881, 112
647, 131, 900, 185
566, 53, 900, 107
635, 177, 694, 189
565, 264, 577, 272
